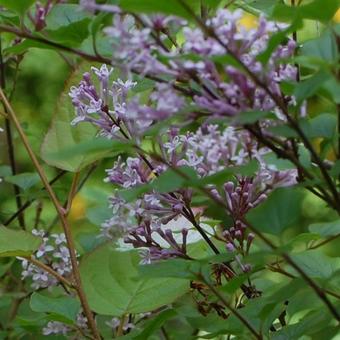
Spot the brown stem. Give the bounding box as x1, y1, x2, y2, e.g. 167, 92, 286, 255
65, 171, 80, 214
0, 89, 101, 339
24, 256, 74, 288
0, 37, 25, 229
309, 233, 340, 250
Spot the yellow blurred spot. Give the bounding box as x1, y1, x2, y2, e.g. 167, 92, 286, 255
69, 194, 87, 221
238, 13, 258, 30
147, 171, 157, 181
333, 8, 340, 22
313, 138, 336, 161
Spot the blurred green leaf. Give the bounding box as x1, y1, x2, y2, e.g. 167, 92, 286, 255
290, 250, 340, 279
80, 244, 189, 316
294, 71, 330, 104
4, 39, 56, 56
0, 227, 41, 257
152, 166, 197, 193
236, 111, 275, 124
272, 0, 340, 23
0, 0, 35, 15
132, 309, 177, 340
30, 293, 81, 325
247, 188, 303, 235
5, 172, 40, 191
301, 30, 338, 66
139, 258, 198, 280
119, 0, 201, 20
47, 138, 133, 163
308, 113, 336, 139
309, 220, 340, 237
200, 160, 259, 186
45, 4, 91, 45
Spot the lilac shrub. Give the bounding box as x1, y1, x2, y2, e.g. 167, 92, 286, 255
1, 0, 338, 338
69, 7, 298, 266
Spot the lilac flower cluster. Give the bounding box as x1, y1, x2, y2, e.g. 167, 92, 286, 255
98, 124, 297, 263
42, 312, 88, 336
69, 65, 184, 140
20, 229, 74, 289
70, 8, 297, 138
69, 6, 299, 264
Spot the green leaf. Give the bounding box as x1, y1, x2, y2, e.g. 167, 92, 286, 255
5, 172, 40, 191
47, 138, 133, 164
45, 4, 91, 45
272, 0, 340, 23
119, 0, 201, 20
309, 220, 340, 237
151, 166, 197, 193
290, 250, 340, 279
80, 244, 189, 316
247, 188, 303, 235
236, 110, 275, 124
30, 293, 81, 324
0, 0, 35, 15
308, 113, 336, 139
132, 309, 177, 340
294, 71, 330, 104
301, 30, 338, 66
138, 258, 198, 280
199, 160, 259, 186
262, 152, 295, 171
119, 184, 151, 202
0, 227, 41, 257
41, 64, 106, 172
4, 39, 55, 56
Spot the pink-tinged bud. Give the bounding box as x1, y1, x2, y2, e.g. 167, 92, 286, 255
222, 230, 230, 238
235, 230, 242, 239
83, 72, 91, 82
226, 243, 235, 252
224, 181, 234, 193
172, 203, 183, 212
247, 233, 255, 241
181, 228, 188, 237
253, 193, 267, 206
242, 264, 252, 273
231, 192, 239, 202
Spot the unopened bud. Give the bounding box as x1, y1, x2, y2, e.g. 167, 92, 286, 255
226, 243, 235, 252
224, 182, 234, 193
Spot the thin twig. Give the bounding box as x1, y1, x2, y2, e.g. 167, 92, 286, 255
65, 172, 80, 214
24, 256, 74, 288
